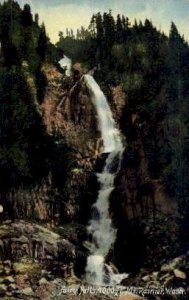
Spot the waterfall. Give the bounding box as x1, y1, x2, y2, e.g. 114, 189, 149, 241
84, 74, 127, 286
59, 55, 72, 76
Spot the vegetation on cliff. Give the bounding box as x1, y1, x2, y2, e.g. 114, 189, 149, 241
57, 11, 189, 218
0, 1, 67, 191
56, 10, 189, 270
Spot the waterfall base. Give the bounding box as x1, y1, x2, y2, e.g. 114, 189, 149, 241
85, 254, 128, 286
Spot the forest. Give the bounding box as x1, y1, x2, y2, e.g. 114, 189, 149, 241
0, 1, 189, 299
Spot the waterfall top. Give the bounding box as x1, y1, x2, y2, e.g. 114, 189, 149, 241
84, 74, 123, 153
59, 55, 72, 76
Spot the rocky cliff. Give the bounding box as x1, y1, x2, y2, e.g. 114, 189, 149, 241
0, 63, 186, 299
5, 64, 101, 224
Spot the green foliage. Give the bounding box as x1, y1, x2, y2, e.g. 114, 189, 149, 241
0, 1, 67, 191
0, 66, 45, 186
57, 13, 189, 214
0, 0, 58, 68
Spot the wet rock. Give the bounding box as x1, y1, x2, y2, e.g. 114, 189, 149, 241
52, 278, 66, 285
151, 271, 159, 281
11, 236, 29, 244
0, 284, 6, 291
20, 287, 34, 296
160, 257, 183, 273
174, 269, 186, 280
0, 263, 3, 275
142, 275, 151, 282
4, 266, 11, 275
39, 277, 49, 285
35, 280, 56, 299
160, 273, 173, 282
46, 255, 54, 260
164, 275, 174, 286
4, 260, 11, 267
41, 269, 48, 275
9, 283, 17, 290
3, 276, 15, 284
15, 274, 30, 289
160, 264, 172, 273
6, 292, 14, 297
57, 239, 76, 262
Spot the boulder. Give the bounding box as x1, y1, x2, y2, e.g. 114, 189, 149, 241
142, 275, 150, 282
160, 257, 183, 273
39, 277, 49, 285
174, 269, 186, 280
3, 276, 15, 284
20, 287, 34, 296
57, 239, 76, 262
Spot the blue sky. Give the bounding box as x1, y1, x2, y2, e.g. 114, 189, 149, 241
4, 0, 189, 43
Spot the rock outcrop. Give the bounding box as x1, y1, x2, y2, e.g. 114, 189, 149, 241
4, 64, 101, 223
0, 220, 78, 299
121, 252, 189, 299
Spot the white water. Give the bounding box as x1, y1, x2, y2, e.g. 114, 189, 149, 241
84, 74, 127, 286
59, 55, 72, 76
85, 75, 122, 153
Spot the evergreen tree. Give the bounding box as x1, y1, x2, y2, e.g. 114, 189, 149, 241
21, 4, 33, 27
37, 23, 49, 61
34, 13, 39, 26
89, 14, 96, 37
96, 12, 103, 42
103, 10, 115, 48
116, 14, 123, 43
58, 31, 64, 41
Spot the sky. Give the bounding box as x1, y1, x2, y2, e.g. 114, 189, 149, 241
5, 0, 189, 43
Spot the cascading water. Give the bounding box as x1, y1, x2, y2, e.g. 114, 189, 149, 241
59, 55, 72, 76
84, 74, 127, 286
58, 54, 127, 285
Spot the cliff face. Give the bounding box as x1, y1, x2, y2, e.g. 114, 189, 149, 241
41, 64, 100, 157
109, 105, 178, 273
6, 64, 101, 224
4, 63, 179, 275
40, 64, 101, 223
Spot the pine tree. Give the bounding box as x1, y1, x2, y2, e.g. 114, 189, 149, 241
89, 14, 96, 37
103, 10, 115, 47
21, 4, 33, 27
116, 14, 123, 43
58, 31, 64, 41
34, 13, 39, 26
37, 23, 49, 61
